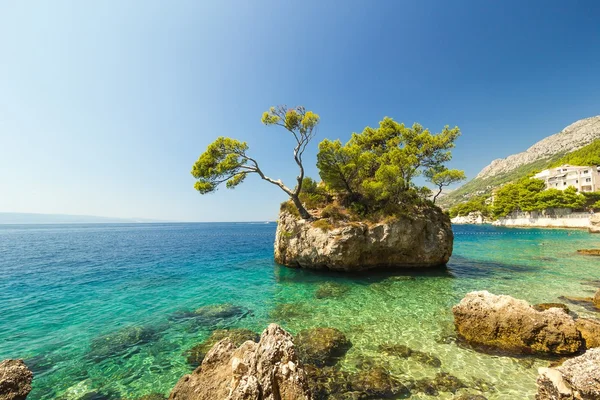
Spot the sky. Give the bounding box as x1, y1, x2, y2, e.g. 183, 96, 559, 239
1, 1, 599, 222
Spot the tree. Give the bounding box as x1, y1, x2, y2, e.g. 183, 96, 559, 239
191, 106, 320, 220
316, 117, 462, 213
425, 167, 466, 203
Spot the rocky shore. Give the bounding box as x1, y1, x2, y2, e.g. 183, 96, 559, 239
274, 206, 453, 271
0, 359, 33, 400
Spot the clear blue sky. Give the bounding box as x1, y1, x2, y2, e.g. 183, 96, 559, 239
1, 1, 599, 222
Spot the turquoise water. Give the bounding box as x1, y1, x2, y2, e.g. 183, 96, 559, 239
1, 223, 599, 399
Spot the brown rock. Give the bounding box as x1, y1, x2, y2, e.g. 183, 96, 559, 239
533, 303, 570, 314
295, 327, 351, 367
169, 324, 312, 400
0, 359, 33, 400
536, 348, 600, 399
452, 291, 583, 355
576, 318, 600, 349
595, 289, 600, 309
577, 249, 600, 256
274, 206, 453, 271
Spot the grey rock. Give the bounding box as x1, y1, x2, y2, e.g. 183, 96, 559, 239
274, 206, 453, 271
536, 348, 600, 399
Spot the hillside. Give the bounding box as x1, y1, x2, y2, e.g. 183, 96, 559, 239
439, 115, 600, 208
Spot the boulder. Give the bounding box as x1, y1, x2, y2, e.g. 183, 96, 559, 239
295, 328, 352, 367
274, 207, 453, 271
169, 324, 312, 400
576, 318, 600, 349
184, 329, 259, 367
452, 291, 583, 355
0, 359, 33, 400
589, 214, 600, 234
536, 348, 600, 399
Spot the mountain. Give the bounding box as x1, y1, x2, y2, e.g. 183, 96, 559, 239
440, 115, 600, 207
0, 212, 165, 224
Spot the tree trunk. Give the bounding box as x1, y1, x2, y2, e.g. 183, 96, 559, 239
433, 187, 443, 204
290, 194, 313, 220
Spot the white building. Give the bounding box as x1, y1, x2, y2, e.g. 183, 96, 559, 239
534, 164, 600, 193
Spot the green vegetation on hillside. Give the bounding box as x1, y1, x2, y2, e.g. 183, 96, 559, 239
490, 178, 600, 218
448, 196, 491, 218
191, 105, 464, 222
550, 139, 600, 167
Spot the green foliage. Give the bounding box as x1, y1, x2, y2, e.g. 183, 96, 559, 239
551, 139, 600, 167
312, 219, 333, 231
192, 105, 320, 220
191, 137, 251, 193
316, 117, 461, 216
492, 178, 586, 217
426, 167, 466, 203
593, 200, 600, 210
448, 196, 491, 218
280, 200, 300, 218
298, 177, 330, 209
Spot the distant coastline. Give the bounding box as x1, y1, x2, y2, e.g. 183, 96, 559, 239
0, 212, 167, 225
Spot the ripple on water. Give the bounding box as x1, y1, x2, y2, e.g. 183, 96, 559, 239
2, 223, 600, 399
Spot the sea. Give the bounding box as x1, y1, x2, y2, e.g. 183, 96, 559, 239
0, 222, 599, 399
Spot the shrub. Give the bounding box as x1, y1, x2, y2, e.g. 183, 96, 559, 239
280, 200, 300, 218
312, 219, 333, 231
320, 204, 345, 221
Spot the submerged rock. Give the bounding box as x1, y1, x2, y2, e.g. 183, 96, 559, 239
184, 329, 260, 367
558, 295, 598, 312
170, 304, 250, 329
0, 359, 33, 400
577, 249, 600, 256
274, 207, 453, 271
314, 282, 350, 299
295, 328, 352, 367
169, 324, 312, 400
377, 344, 441, 367
87, 325, 162, 361
595, 289, 600, 309
270, 302, 311, 321
453, 291, 582, 355
533, 303, 570, 314
350, 367, 409, 398
536, 348, 600, 399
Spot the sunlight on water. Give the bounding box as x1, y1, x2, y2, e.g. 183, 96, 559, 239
0, 223, 598, 399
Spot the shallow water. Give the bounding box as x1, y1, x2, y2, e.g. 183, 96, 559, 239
0, 222, 599, 399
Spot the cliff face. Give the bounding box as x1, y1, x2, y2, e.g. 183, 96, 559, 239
476, 116, 600, 180
440, 115, 600, 208
274, 207, 453, 271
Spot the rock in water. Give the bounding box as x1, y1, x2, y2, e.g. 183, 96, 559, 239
274, 206, 453, 271
169, 324, 312, 400
294, 328, 352, 367
536, 348, 600, 399
0, 359, 33, 400
577, 249, 600, 256
452, 291, 582, 355
595, 289, 600, 309
589, 214, 600, 234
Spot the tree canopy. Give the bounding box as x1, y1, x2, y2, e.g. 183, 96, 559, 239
316, 117, 463, 216
191, 105, 320, 219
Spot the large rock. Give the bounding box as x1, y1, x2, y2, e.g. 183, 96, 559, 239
452, 291, 582, 355
274, 206, 453, 271
294, 328, 352, 367
169, 324, 312, 400
536, 348, 600, 399
0, 359, 33, 400
576, 318, 600, 349
589, 214, 600, 233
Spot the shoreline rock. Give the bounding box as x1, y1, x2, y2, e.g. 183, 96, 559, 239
169, 324, 312, 400
577, 249, 600, 256
0, 359, 33, 400
452, 291, 583, 355
536, 348, 600, 399
451, 212, 492, 225
274, 206, 453, 271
